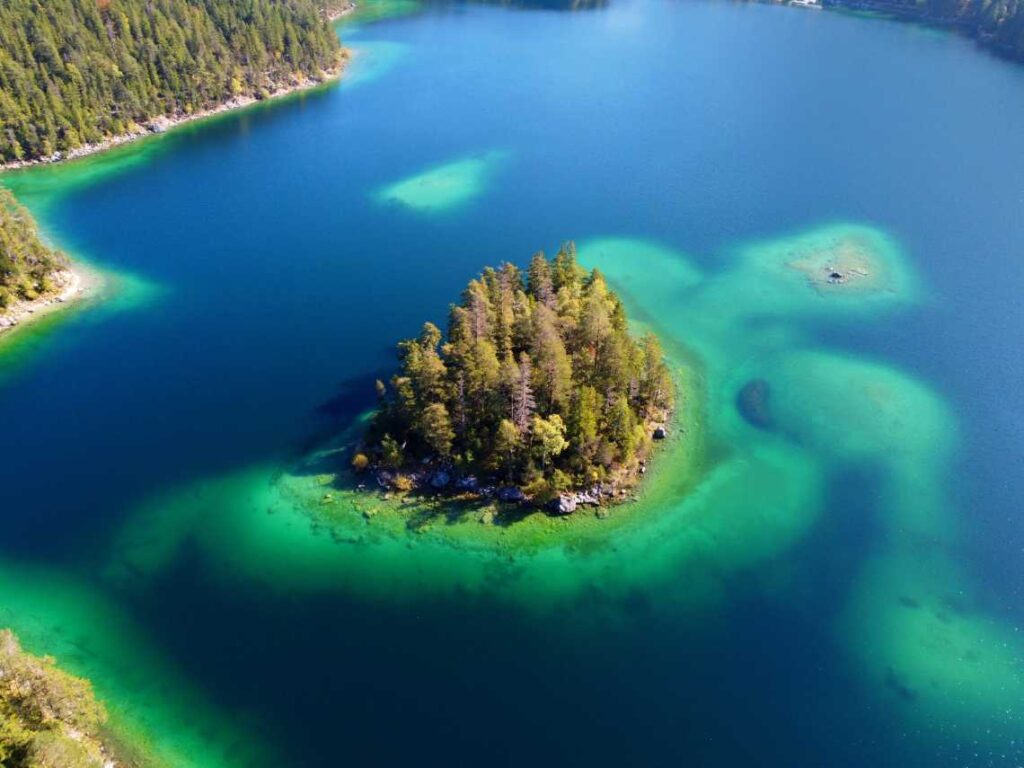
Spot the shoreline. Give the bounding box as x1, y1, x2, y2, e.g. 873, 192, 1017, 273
0, 56, 351, 174
0, 262, 104, 340
290, 360, 702, 550
326, 1, 358, 21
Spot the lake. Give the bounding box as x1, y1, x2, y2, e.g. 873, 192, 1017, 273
2, 0, 1024, 765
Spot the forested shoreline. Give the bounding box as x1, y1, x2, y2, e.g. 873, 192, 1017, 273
0, 629, 117, 768
820, 0, 1024, 60
0, 189, 67, 314
0, 0, 344, 164
360, 244, 675, 513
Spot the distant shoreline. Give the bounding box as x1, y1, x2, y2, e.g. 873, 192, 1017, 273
0, 262, 104, 340
0, 54, 351, 174
0, 7, 358, 341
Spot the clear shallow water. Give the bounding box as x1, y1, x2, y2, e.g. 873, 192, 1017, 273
2, 1, 1024, 765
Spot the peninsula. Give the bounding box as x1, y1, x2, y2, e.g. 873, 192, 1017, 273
0, 189, 96, 336
0, 629, 118, 768
356, 243, 675, 515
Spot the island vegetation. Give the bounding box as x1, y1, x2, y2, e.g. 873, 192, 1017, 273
0, 189, 67, 315
0, 629, 115, 768
0, 0, 345, 164
358, 243, 674, 514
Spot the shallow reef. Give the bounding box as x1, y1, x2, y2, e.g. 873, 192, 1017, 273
74, 221, 1024, 755
373, 150, 509, 213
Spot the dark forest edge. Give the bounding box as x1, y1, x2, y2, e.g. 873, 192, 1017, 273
354, 243, 676, 516
785, 0, 1024, 61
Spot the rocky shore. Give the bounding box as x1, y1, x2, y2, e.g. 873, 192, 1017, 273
0, 57, 350, 173
0, 264, 101, 338
361, 424, 670, 518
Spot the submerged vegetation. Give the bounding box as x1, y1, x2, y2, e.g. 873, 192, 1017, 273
0, 0, 343, 163
0, 189, 66, 311
0, 629, 112, 768
362, 243, 675, 509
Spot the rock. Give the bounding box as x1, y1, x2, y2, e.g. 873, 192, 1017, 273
736, 378, 775, 431
479, 509, 496, 525
456, 475, 479, 491
497, 486, 526, 503
547, 494, 577, 515
596, 508, 610, 520
577, 490, 600, 506
430, 470, 451, 489
653, 426, 667, 440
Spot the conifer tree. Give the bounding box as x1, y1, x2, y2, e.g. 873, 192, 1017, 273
366, 243, 675, 497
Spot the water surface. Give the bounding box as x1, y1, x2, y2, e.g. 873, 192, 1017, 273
2, 1, 1024, 765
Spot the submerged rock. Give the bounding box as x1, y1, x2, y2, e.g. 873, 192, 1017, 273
736, 378, 775, 431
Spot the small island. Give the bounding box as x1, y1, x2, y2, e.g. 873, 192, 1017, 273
355, 243, 675, 515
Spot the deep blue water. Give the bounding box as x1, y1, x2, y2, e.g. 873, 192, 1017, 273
2, 0, 1024, 764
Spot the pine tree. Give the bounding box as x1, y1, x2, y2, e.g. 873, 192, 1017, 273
366, 243, 675, 495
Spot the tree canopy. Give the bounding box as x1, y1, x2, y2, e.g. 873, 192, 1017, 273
0, 630, 110, 768
0, 189, 66, 310
0, 0, 343, 162
367, 243, 674, 501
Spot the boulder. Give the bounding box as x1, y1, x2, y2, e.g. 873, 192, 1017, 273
547, 494, 577, 516
497, 486, 526, 503
456, 475, 479, 491
653, 426, 667, 440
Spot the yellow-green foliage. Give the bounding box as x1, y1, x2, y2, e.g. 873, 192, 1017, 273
0, 0, 343, 162
0, 629, 109, 768
0, 189, 66, 310
369, 243, 675, 491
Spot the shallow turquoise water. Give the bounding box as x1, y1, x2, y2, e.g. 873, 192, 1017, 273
2, 1, 1024, 765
